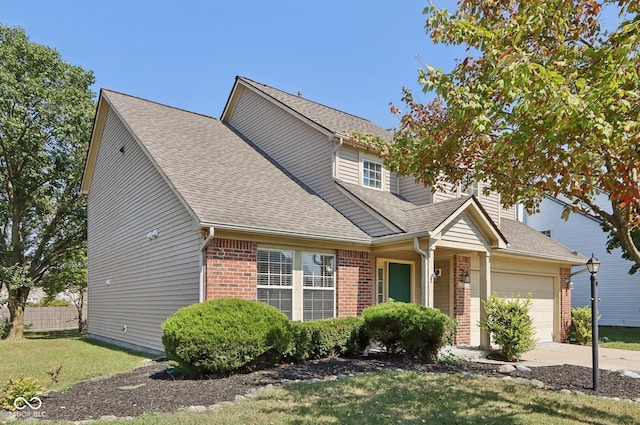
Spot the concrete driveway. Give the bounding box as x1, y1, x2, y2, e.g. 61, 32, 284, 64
451, 342, 640, 373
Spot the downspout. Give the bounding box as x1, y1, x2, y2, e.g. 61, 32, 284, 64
199, 227, 215, 303
331, 136, 344, 179
414, 237, 428, 307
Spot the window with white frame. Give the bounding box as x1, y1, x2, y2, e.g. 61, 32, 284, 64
302, 253, 336, 320
362, 159, 382, 189
257, 248, 335, 321
257, 249, 293, 319
461, 172, 479, 196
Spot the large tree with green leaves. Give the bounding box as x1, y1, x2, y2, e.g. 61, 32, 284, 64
364, 1, 639, 271
0, 25, 95, 339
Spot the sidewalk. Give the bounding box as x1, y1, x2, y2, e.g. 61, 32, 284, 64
449, 342, 640, 373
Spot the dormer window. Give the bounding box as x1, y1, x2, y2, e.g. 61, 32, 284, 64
363, 159, 382, 189
461, 172, 479, 196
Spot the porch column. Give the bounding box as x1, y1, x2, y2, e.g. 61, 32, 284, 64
479, 252, 492, 349
415, 238, 435, 308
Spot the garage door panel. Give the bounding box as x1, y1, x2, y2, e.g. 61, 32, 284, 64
493, 273, 555, 343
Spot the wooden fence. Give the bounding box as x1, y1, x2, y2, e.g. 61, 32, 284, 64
0, 305, 87, 331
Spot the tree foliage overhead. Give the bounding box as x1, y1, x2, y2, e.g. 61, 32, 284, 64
0, 25, 95, 338
367, 0, 640, 270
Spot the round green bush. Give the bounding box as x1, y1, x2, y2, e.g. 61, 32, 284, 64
162, 299, 292, 376
362, 301, 456, 362
286, 317, 369, 362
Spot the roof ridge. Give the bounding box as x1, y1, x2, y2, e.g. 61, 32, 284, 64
101, 88, 218, 121
237, 76, 381, 128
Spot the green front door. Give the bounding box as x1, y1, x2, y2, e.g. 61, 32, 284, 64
388, 262, 411, 303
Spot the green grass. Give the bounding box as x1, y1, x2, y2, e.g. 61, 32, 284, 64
3, 331, 640, 424
59, 372, 640, 425
600, 326, 640, 351
0, 330, 154, 391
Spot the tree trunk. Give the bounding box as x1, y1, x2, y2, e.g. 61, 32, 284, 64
6, 287, 29, 340
75, 294, 85, 332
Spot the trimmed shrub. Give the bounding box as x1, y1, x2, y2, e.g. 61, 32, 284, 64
161, 299, 292, 376
480, 292, 536, 361
286, 317, 369, 362
1, 377, 43, 411
571, 306, 598, 345
362, 301, 456, 362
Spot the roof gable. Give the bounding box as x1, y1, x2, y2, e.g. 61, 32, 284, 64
82, 89, 370, 243
222, 76, 392, 142
337, 180, 507, 248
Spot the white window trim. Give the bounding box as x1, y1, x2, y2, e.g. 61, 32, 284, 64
360, 155, 384, 190
257, 246, 336, 321
302, 252, 336, 321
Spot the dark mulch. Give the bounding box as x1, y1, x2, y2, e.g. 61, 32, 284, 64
39, 355, 640, 421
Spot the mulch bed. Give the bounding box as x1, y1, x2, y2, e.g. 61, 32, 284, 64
37, 355, 640, 421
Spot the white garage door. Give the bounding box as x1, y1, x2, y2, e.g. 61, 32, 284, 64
470, 273, 556, 346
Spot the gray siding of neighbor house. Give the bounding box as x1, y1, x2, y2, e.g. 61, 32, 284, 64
228, 87, 397, 237
87, 108, 201, 352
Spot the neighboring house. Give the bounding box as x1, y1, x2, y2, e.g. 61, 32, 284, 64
81, 76, 585, 353
525, 196, 640, 327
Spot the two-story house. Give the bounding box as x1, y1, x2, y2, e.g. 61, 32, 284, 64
81, 76, 585, 353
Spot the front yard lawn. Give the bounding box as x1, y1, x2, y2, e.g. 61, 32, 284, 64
0, 330, 154, 391
1, 331, 639, 424
68, 372, 640, 425
600, 326, 640, 351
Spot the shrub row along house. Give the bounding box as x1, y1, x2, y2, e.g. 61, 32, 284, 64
81, 77, 586, 353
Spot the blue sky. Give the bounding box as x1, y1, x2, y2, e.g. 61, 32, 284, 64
2, 0, 461, 129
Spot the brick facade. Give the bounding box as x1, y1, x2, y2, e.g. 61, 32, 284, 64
336, 249, 373, 317
453, 255, 471, 345
205, 238, 257, 300
204, 240, 373, 319
560, 267, 572, 343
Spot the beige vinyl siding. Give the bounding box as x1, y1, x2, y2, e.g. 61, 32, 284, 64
399, 175, 433, 205
330, 188, 399, 236
389, 172, 399, 195
229, 88, 396, 237
87, 109, 201, 353
477, 187, 500, 224
440, 213, 488, 247
433, 181, 459, 202
502, 204, 518, 221
228, 88, 332, 193
337, 147, 394, 193
336, 147, 359, 183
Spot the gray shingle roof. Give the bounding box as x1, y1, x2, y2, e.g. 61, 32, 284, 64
102, 89, 370, 243
238, 77, 392, 141
336, 180, 472, 233
500, 218, 586, 263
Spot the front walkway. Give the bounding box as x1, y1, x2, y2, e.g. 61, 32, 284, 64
449, 342, 640, 373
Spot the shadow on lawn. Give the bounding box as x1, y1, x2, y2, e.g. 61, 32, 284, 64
261, 372, 639, 425
26, 329, 84, 339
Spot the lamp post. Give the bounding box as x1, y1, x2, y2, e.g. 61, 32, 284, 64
586, 253, 601, 392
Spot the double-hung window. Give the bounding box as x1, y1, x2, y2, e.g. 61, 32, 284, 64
362, 159, 382, 189
257, 248, 335, 321
302, 253, 335, 320
257, 249, 293, 319
461, 172, 479, 196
